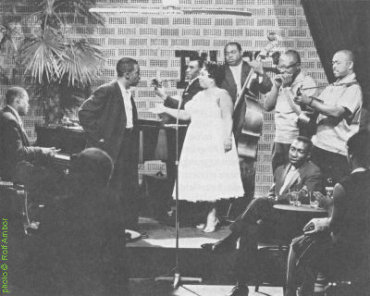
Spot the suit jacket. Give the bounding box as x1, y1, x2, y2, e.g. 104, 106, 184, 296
164, 78, 202, 110
269, 160, 323, 200
78, 81, 138, 163
221, 61, 272, 139
0, 106, 46, 181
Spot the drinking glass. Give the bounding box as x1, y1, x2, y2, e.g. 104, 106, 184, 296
325, 187, 334, 199
309, 191, 319, 208
289, 191, 299, 206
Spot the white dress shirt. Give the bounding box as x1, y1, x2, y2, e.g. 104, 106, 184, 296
279, 165, 298, 196
117, 80, 134, 129
229, 62, 243, 95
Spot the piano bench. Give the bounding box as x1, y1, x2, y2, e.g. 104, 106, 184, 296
0, 180, 34, 234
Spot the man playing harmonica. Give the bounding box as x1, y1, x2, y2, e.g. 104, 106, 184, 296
264, 50, 317, 173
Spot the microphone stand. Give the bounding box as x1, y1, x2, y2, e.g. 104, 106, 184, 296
155, 97, 202, 289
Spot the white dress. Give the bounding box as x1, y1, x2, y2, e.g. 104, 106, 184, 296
175, 88, 244, 202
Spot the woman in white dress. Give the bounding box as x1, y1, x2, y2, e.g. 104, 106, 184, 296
153, 63, 244, 232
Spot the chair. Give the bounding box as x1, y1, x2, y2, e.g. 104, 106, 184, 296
253, 219, 289, 293
254, 241, 288, 293
0, 179, 34, 235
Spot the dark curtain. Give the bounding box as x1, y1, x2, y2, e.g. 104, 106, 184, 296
301, 0, 370, 129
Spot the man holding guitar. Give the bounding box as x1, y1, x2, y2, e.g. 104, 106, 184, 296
263, 50, 317, 173
221, 42, 272, 198
294, 49, 362, 185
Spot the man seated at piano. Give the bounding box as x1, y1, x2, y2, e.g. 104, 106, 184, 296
201, 136, 323, 296
0, 87, 64, 204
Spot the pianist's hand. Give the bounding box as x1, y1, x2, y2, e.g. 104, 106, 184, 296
41, 147, 61, 158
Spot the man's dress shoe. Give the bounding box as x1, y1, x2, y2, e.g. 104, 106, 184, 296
227, 284, 249, 296
201, 236, 236, 253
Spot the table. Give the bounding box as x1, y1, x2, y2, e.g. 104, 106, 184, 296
273, 204, 327, 213
273, 203, 327, 242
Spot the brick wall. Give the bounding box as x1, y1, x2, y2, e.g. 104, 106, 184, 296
0, 0, 327, 196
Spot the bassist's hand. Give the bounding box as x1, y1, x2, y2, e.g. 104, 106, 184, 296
248, 60, 264, 75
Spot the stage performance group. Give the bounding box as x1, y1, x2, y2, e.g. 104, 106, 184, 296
0, 41, 369, 296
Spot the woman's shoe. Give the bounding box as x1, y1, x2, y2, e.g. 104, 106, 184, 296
196, 223, 206, 230
203, 218, 220, 233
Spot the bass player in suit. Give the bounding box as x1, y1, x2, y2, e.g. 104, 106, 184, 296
202, 136, 323, 296
79, 57, 141, 230
221, 42, 273, 198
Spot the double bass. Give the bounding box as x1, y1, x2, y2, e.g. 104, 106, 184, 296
234, 33, 278, 159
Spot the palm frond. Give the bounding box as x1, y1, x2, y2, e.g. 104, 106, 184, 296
59, 39, 104, 87
20, 28, 68, 84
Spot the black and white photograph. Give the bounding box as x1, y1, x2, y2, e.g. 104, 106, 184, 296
0, 0, 369, 295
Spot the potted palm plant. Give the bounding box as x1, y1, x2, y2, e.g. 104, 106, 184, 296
0, 0, 104, 124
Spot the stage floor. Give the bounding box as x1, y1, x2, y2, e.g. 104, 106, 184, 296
129, 279, 284, 296
127, 217, 232, 249
127, 216, 287, 292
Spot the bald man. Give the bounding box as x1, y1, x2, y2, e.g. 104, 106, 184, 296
264, 50, 317, 172
295, 49, 363, 184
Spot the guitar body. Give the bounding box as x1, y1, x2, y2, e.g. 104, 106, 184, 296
235, 94, 264, 159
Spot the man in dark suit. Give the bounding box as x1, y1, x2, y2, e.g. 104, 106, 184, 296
155, 59, 203, 110
202, 136, 323, 296
221, 42, 273, 197
0, 87, 62, 204
153, 59, 203, 221
79, 57, 141, 230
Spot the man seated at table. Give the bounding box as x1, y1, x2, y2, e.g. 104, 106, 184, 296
285, 130, 370, 296
202, 136, 323, 296
0, 87, 64, 202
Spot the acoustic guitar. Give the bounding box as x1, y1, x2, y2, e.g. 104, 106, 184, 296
294, 81, 359, 138
235, 33, 278, 159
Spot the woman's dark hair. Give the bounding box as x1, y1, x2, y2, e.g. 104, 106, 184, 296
204, 62, 225, 86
